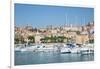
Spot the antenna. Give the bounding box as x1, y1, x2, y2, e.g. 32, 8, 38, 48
65, 12, 68, 26
75, 16, 78, 27
65, 13, 67, 26
83, 16, 85, 26
80, 16, 83, 26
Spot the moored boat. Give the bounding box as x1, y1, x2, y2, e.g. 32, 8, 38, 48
61, 47, 71, 54
80, 47, 94, 55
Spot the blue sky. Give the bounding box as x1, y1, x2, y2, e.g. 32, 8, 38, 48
15, 4, 94, 28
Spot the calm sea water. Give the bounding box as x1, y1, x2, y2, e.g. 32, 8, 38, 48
15, 51, 94, 65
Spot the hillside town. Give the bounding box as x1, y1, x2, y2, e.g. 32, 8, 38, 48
15, 21, 94, 45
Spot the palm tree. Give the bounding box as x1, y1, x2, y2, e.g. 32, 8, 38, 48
40, 37, 50, 43
15, 33, 25, 44
28, 36, 35, 43
14, 38, 19, 44
44, 37, 50, 43
57, 36, 66, 43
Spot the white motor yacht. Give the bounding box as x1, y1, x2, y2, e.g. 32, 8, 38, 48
61, 47, 71, 54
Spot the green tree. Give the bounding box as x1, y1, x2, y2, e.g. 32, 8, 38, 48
41, 36, 67, 43
14, 38, 19, 44
28, 36, 35, 43
40, 37, 50, 43
76, 31, 81, 35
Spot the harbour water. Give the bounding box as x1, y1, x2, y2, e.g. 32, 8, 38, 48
15, 51, 94, 65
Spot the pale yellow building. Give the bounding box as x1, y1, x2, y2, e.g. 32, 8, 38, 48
76, 34, 89, 44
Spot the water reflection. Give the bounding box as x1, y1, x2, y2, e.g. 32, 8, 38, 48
15, 51, 94, 65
